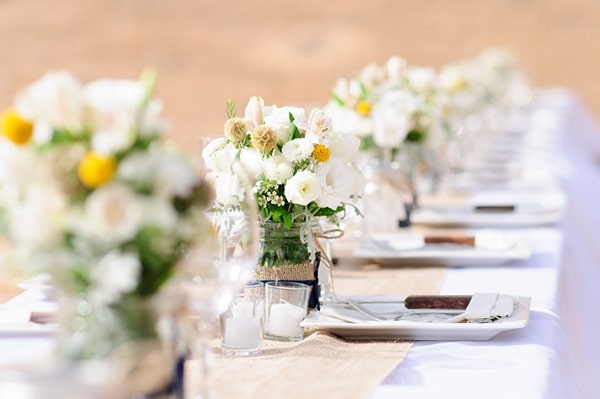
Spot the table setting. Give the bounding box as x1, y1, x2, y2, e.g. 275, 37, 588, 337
0, 47, 597, 399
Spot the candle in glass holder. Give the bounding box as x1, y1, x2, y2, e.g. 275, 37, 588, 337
266, 302, 306, 338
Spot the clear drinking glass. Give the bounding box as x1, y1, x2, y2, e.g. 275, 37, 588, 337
264, 281, 310, 342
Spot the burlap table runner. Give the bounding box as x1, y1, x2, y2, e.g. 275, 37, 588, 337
191, 263, 446, 399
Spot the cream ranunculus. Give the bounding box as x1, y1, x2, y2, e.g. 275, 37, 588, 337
281, 138, 313, 163
264, 155, 294, 184
284, 170, 321, 206
83, 183, 143, 244
314, 159, 359, 209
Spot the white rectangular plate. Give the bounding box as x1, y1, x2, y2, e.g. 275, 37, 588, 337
351, 239, 531, 267
301, 296, 531, 341
411, 208, 563, 228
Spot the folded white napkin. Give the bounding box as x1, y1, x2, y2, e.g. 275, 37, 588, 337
445, 293, 514, 323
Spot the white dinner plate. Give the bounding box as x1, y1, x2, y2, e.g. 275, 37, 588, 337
350, 234, 531, 267
301, 296, 531, 341
412, 190, 566, 228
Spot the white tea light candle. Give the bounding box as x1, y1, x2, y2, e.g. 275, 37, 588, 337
223, 317, 262, 349
267, 302, 306, 338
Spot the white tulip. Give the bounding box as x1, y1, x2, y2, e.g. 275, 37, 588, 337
244, 96, 264, 129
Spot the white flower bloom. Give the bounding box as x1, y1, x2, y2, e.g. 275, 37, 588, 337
140, 197, 178, 230
214, 172, 245, 206
238, 147, 264, 179
385, 56, 408, 81
155, 154, 199, 199
305, 108, 332, 140
281, 138, 313, 163
84, 79, 152, 155
324, 102, 373, 138
91, 251, 140, 304
314, 159, 359, 209
325, 131, 360, 162
284, 170, 321, 206
9, 183, 67, 250
264, 155, 294, 184
264, 106, 306, 144
83, 183, 143, 244
244, 96, 264, 129
203, 140, 237, 174
117, 150, 156, 183
15, 70, 84, 135
407, 67, 437, 93
371, 98, 411, 148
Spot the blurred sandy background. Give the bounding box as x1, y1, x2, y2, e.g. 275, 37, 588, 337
0, 0, 598, 152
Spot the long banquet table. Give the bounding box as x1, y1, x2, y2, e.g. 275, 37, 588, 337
371, 89, 600, 399
0, 89, 599, 399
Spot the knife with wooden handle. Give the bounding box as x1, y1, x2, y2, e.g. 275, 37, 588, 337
424, 236, 476, 246
404, 295, 472, 310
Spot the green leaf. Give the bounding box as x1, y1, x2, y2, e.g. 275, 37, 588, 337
330, 92, 346, 106
405, 129, 427, 143
225, 99, 237, 119
288, 113, 301, 140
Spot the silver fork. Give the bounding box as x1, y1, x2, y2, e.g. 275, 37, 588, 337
343, 298, 463, 322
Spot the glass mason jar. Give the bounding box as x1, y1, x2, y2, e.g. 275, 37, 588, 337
254, 220, 321, 309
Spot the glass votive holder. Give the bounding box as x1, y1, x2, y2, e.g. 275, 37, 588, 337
220, 281, 264, 356
264, 281, 311, 342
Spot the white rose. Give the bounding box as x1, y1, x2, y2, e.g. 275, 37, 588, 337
244, 96, 264, 129
83, 183, 143, 244
15, 70, 84, 137
284, 171, 321, 206
281, 138, 313, 163
91, 251, 140, 304
315, 159, 359, 209
264, 155, 294, 184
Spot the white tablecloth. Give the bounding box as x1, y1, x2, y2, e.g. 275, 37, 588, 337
373, 89, 600, 399
1, 89, 598, 399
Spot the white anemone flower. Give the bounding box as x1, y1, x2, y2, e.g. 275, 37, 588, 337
83, 183, 143, 244
284, 171, 321, 206
281, 138, 313, 163
91, 251, 140, 304
315, 159, 359, 209
264, 155, 294, 184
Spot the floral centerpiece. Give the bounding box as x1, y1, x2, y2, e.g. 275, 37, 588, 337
0, 70, 214, 394
202, 97, 362, 307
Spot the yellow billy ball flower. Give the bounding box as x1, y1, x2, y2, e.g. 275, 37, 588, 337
355, 100, 372, 117
312, 144, 331, 163
78, 152, 117, 188
1, 108, 34, 145
250, 125, 277, 152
